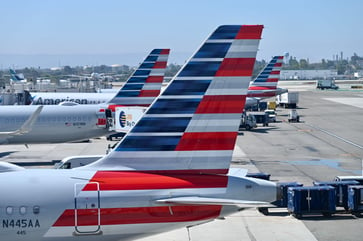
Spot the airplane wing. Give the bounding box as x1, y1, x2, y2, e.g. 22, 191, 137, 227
155, 196, 271, 207
0, 106, 43, 136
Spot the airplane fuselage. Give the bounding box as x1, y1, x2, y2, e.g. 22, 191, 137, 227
0, 105, 109, 144
0, 169, 276, 241
30, 93, 115, 105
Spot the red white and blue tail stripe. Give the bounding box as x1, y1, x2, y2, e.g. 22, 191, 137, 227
108, 49, 170, 107
247, 56, 283, 98
90, 25, 263, 174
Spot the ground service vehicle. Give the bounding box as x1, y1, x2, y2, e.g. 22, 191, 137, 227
316, 79, 339, 90
276, 92, 299, 108
240, 113, 257, 130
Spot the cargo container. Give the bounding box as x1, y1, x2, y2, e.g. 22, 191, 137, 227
276, 182, 304, 207
313, 180, 359, 210
348, 185, 363, 217
287, 186, 336, 218
334, 176, 363, 185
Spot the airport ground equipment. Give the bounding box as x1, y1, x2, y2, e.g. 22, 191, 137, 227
313, 180, 359, 210
249, 112, 269, 126
276, 182, 304, 208
316, 79, 339, 90
287, 186, 336, 218
288, 109, 300, 122
348, 185, 363, 217
267, 101, 276, 110
334, 175, 363, 184
276, 92, 299, 108
240, 112, 257, 130
258, 182, 303, 215
264, 109, 276, 122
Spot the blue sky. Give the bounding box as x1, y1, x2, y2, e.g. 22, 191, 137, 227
0, 0, 362, 68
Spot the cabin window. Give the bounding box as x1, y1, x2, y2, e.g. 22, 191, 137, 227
20, 206, 27, 215
33, 206, 40, 215
6, 206, 13, 215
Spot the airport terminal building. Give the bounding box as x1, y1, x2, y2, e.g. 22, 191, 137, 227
281, 69, 338, 80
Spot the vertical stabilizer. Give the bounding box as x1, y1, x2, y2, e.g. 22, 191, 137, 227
91, 25, 263, 174
108, 49, 170, 107
247, 56, 283, 97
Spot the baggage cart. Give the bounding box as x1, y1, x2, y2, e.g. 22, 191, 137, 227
313, 180, 359, 210
287, 186, 336, 218
348, 185, 363, 217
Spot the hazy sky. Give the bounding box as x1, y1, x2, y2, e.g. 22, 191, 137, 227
0, 0, 362, 68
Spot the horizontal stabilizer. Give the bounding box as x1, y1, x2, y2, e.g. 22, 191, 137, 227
0, 161, 25, 173
155, 196, 270, 207
228, 168, 248, 178
0, 105, 43, 137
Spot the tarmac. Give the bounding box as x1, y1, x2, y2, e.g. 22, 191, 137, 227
0, 80, 363, 241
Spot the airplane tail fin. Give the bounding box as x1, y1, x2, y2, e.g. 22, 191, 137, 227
9, 69, 25, 82
107, 49, 170, 107
248, 56, 283, 94
89, 25, 263, 174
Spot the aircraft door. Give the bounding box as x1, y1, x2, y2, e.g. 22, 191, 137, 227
74, 182, 101, 234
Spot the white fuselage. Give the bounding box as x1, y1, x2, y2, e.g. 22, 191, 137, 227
0, 105, 109, 144
0, 169, 276, 241
30, 93, 115, 105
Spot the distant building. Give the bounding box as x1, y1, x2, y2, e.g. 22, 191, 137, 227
280, 69, 338, 80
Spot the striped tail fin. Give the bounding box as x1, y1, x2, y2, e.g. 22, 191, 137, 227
247, 56, 283, 97
108, 49, 170, 107
91, 25, 263, 174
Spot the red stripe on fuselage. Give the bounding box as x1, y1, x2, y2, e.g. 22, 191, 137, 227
247, 92, 276, 98
196, 95, 246, 114
53, 205, 222, 227
107, 104, 125, 112
83, 171, 228, 191
175, 132, 237, 151
248, 86, 277, 91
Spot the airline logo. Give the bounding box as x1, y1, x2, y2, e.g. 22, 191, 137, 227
115, 106, 145, 132
119, 111, 126, 128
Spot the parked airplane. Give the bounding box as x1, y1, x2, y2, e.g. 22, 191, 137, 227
0, 25, 277, 241
9, 69, 27, 83
29, 50, 169, 106
0, 49, 169, 144
247, 55, 286, 98
244, 55, 286, 108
